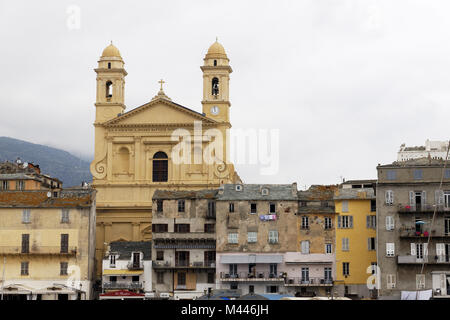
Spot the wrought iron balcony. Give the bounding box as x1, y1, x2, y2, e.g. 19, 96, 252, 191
284, 277, 333, 286
152, 260, 216, 269
397, 255, 450, 264
397, 204, 450, 214
0, 246, 77, 256
103, 282, 143, 290
219, 272, 284, 282
127, 261, 143, 270
399, 227, 450, 238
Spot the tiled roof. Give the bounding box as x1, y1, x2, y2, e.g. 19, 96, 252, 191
378, 157, 450, 167
217, 184, 297, 201
108, 241, 152, 260
152, 189, 218, 200
0, 189, 95, 208
333, 188, 375, 200
298, 185, 337, 201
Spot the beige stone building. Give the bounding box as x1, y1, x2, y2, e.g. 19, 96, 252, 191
215, 184, 298, 295
90, 41, 240, 278
0, 188, 96, 300
151, 190, 217, 299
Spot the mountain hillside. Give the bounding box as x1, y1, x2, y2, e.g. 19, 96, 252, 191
0, 137, 92, 187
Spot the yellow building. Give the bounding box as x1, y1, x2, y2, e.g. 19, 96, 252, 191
333, 180, 377, 299
0, 188, 97, 300
90, 41, 240, 277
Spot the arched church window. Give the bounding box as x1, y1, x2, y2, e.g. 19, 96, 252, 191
106, 81, 113, 98
153, 152, 168, 182
108, 62, 111, 69
212, 77, 219, 96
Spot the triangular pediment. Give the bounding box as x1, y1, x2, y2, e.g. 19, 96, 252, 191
104, 98, 216, 126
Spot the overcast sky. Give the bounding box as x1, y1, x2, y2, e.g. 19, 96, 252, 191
1, 0, 449, 188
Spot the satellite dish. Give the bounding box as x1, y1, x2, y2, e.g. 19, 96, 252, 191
47, 192, 51, 198
22, 162, 28, 169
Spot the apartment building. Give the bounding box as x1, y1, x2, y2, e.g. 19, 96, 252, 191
334, 180, 377, 299
215, 184, 298, 296
0, 188, 96, 300
377, 158, 450, 299
292, 185, 337, 297
100, 241, 152, 300
151, 190, 217, 299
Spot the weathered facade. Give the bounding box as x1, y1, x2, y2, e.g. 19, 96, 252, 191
151, 190, 217, 299
293, 185, 337, 296
215, 184, 298, 295
90, 41, 240, 279
0, 188, 96, 300
334, 180, 377, 299
377, 158, 450, 299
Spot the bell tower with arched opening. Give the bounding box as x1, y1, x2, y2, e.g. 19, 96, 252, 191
95, 42, 127, 123
201, 40, 232, 124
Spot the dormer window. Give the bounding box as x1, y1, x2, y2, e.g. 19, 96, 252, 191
235, 185, 243, 192
261, 188, 269, 196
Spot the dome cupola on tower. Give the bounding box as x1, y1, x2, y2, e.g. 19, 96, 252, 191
101, 42, 122, 58
205, 40, 228, 59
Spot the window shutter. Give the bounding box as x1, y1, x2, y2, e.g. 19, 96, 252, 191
349, 216, 353, 228
409, 191, 415, 206
435, 190, 444, 206
366, 216, 370, 228
436, 243, 445, 262
338, 216, 342, 228
421, 191, 427, 207
411, 243, 416, 256
423, 243, 428, 257
368, 238, 371, 250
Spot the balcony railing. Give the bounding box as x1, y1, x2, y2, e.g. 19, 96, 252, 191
398, 204, 450, 213
152, 232, 216, 241
219, 272, 284, 281
103, 282, 143, 290
127, 261, 143, 270
397, 255, 450, 264
153, 260, 216, 268
399, 228, 450, 238
284, 277, 333, 286
0, 246, 77, 256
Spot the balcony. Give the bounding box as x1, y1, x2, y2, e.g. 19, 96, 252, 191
152, 260, 216, 269
0, 246, 77, 256
398, 204, 450, 214
397, 255, 450, 264
219, 272, 284, 282
103, 282, 143, 290
399, 228, 450, 239
127, 261, 143, 270
284, 277, 333, 287
152, 232, 215, 241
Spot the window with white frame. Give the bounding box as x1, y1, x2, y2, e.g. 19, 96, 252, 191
342, 262, 350, 276
110, 254, 116, 267
22, 209, 30, 224
247, 232, 257, 243
444, 191, 450, 209
342, 238, 349, 251
416, 274, 425, 289
325, 243, 333, 254
386, 243, 395, 257
386, 216, 395, 231
385, 190, 394, 205
228, 233, 238, 244
386, 170, 396, 181
301, 240, 310, 254
268, 231, 278, 244
387, 274, 396, 289
338, 216, 353, 228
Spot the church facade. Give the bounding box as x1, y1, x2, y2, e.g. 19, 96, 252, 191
90, 41, 240, 277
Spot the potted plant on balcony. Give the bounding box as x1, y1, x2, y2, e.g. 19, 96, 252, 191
423, 231, 429, 237
415, 231, 421, 236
